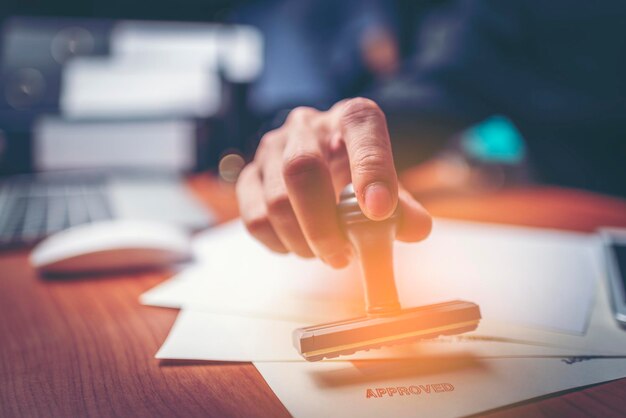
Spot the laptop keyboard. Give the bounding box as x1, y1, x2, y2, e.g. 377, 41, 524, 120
0, 174, 113, 247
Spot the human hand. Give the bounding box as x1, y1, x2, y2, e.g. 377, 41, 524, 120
236, 98, 432, 268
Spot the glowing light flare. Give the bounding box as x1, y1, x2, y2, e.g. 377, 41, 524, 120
218, 153, 245, 182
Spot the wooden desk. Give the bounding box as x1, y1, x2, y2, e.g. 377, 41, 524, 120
2, 174, 626, 418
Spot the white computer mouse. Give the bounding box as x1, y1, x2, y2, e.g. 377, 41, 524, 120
30, 219, 192, 275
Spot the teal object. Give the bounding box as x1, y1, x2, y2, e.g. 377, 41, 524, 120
460, 116, 526, 164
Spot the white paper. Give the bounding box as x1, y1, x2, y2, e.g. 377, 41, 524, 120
142, 267, 362, 322
218, 26, 264, 83
154, 308, 622, 363
152, 255, 626, 362
110, 21, 263, 83
393, 220, 597, 334
34, 117, 196, 172
156, 310, 303, 362
254, 357, 626, 418
60, 56, 221, 119
145, 219, 597, 334
144, 218, 626, 417
111, 21, 220, 68
142, 221, 366, 322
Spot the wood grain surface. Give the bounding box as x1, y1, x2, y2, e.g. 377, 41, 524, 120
2, 174, 626, 418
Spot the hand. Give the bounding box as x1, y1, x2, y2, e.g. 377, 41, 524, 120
236, 98, 432, 268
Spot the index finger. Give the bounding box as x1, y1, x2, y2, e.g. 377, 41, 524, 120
334, 98, 398, 221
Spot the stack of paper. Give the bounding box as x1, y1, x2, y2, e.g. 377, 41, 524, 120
33, 117, 196, 172
141, 219, 626, 417
60, 21, 264, 120
60, 57, 222, 119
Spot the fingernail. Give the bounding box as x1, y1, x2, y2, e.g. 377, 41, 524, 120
323, 249, 351, 269
364, 182, 394, 219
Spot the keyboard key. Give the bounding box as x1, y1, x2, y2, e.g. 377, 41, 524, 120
46, 196, 69, 237
21, 196, 47, 242
0, 174, 113, 247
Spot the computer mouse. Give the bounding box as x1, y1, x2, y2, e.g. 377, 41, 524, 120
30, 219, 192, 275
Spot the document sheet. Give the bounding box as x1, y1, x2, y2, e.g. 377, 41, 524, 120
153, 269, 626, 362
60, 57, 221, 119
34, 118, 196, 172
255, 357, 626, 418
140, 218, 626, 416
144, 219, 598, 333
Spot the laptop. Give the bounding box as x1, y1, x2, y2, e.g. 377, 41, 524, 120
0, 117, 214, 248
0, 18, 266, 248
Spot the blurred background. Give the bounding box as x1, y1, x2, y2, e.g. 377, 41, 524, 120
1, 0, 463, 176
0, 1, 624, 236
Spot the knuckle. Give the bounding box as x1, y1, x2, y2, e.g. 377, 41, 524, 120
286, 106, 316, 125
266, 193, 292, 219
341, 98, 384, 125
310, 116, 329, 133
256, 131, 281, 157
243, 213, 271, 237
352, 146, 390, 175
235, 163, 256, 193
282, 152, 325, 180
236, 162, 254, 183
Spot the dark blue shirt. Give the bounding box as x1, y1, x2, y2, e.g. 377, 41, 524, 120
378, 0, 626, 195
